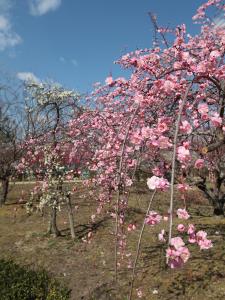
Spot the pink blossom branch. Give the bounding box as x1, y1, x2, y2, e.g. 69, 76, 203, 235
115, 104, 139, 282
168, 81, 193, 245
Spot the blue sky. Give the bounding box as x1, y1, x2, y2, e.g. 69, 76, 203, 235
0, 0, 205, 94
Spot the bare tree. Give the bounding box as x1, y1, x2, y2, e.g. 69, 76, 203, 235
0, 84, 24, 205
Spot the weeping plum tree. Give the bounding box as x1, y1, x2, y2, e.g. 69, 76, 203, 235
85, 0, 225, 218
66, 0, 225, 297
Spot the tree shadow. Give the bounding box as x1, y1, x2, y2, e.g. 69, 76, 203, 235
60, 216, 110, 239
81, 281, 117, 300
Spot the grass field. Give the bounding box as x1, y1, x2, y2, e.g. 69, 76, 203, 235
0, 182, 225, 299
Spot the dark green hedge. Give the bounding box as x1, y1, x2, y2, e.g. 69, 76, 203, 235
0, 259, 71, 300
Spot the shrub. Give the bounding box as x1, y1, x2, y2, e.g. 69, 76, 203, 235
0, 259, 71, 300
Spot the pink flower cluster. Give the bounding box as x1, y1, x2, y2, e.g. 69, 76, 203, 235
194, 158, 204, 169
177, 223, 213, 250
147, 176, 169, 191
166, 237, 190, 268
166, 219, 213, 268
177, 183, 189, 192
196, 231, 213, 250
177, 208, 190, 220
177, 145, 191, 164
210, 112, 222, 127
180, 120, 192, 134
145, 211, 162, 226
127, 223, 136, 232
188, 227, 213, 250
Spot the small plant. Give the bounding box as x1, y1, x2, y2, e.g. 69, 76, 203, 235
0, 259, 71, 300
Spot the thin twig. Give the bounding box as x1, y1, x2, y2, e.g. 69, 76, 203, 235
168, 82, 193, 245
115, 104, 139, 282
128, 190, 156, 300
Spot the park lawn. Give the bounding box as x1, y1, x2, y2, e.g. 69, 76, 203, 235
0, 182, 224, 299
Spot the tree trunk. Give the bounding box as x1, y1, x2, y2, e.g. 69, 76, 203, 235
0, 178, 9, 206
48, 206, 61, 237
196, 181, 224, 216
213, 200, 224, 216
66, 195, 76, 239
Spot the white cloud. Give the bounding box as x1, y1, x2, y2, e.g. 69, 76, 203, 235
17, 72, 40, 83
59, 56, 78, 67
71, 59, 78, 67
0, 1, 22, 51
29, 0, 62, 16
0, 31, 21, 50
0, 15, 9, 30
59, 56, 66, 63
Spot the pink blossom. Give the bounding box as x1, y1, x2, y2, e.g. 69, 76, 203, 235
147, 176, 169, 191
210, 112, 222, 127
178, 246, 191, 263
157, 121, 168, 133
134, 92, 144, 104
127, 223, 136, 232
198, 103, 209, 114
152, 136, 172, 149
152, 166, 163, 177
163, 80, 175, 93
141, 126, 152, 138
177, 208, 190, 220
201, 113, 209, 121
187, 224, 195, 235
66, 174, 73, 180
194, 158, 204, 169
145, 211, 162, 226
177, 183, 189, 192
166, 245, 190, 268
170, 236, 185, 249
196, 230, 213, 250
105, 76, 114, 85
158, 229, 166, 242
196, 62, 207, 74
198, 238, 213, 250
209, 50, 220, 59
16, 163, 25, 171
196, 230, 207, 240
177, 146, 191, 164
188, 233, 196, 244
177, 224, 186, 232
193, 119, 199, 127
180, 120, 192, 134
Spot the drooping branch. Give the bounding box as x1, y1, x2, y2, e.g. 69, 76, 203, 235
128, 190, 156, 300
114, 103, 139, 281
168, 81, 193, 245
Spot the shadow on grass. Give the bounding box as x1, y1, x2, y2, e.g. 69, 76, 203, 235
81, 282, 117, 300
60, 216, 110, 239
